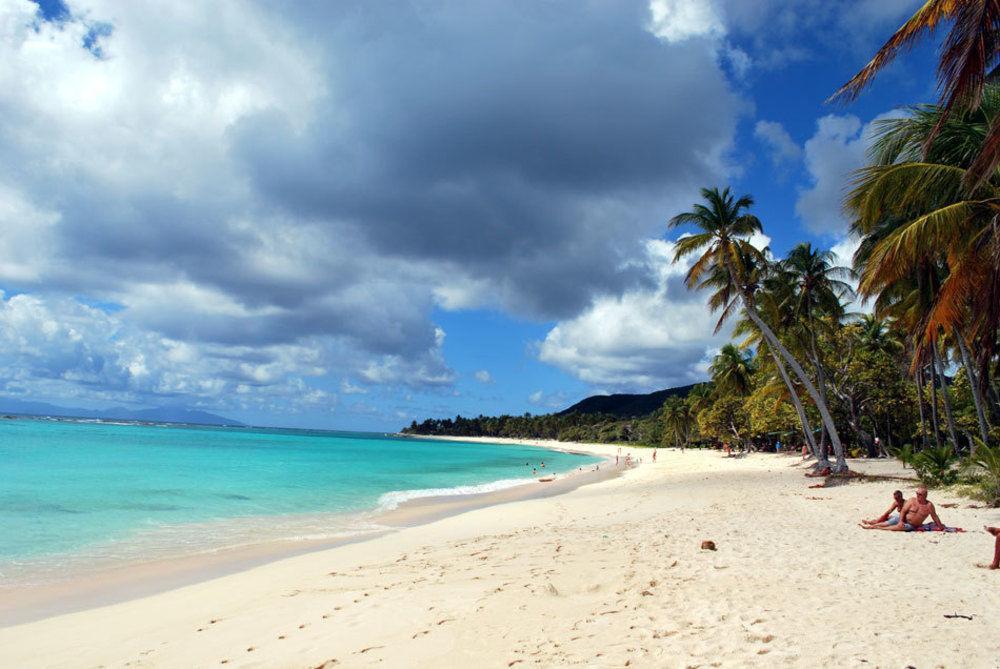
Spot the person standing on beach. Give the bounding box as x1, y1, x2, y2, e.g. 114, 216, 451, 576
652, 448, 657, 463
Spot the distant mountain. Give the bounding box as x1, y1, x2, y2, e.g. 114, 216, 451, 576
0, 397, 242, 426
558, 383, 698, 418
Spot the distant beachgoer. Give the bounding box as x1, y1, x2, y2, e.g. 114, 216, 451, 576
532, 467, 537, 475
861, 490, 905, 528
865, 487, 944, 531
979, 526, 1000, 570
540, 461, 545, 468
652, 448, 657, 463
801, 444, 809, 459
723, 442, 731, 456
775, 440, 782, 453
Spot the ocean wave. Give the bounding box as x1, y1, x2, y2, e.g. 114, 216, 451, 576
377, 477, 534, 510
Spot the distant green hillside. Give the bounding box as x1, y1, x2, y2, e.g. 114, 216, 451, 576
558, 384, 697, 418
401, 383, 701, 445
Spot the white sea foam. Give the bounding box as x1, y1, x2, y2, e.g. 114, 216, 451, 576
377, 477, 535, 510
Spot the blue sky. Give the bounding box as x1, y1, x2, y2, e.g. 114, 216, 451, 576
0, 0, 938, 430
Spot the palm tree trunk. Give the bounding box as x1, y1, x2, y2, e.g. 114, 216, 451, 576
932, 340, 961, 451
956, 332, 990, 449
744, 306, 848, 472
915, 366, 929, 450
929, 358, 943, 449
769, 348, 818, 457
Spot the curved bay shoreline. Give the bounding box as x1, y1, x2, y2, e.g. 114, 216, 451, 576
1, 443, 998, 667
0, 437, 617, 628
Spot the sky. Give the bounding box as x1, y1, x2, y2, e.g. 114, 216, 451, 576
0, 0, 939, 430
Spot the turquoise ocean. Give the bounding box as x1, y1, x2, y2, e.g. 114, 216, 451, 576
0, 418, 599, 585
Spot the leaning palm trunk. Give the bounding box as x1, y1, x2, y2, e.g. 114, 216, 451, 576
744, 306, 848, 472
769, 348, 818, 458
932, 340, 961, 451
806, 333, 837, 461
956, 332, 990, 449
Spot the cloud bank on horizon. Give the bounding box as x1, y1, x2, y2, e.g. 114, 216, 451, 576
0, 0, 924, 427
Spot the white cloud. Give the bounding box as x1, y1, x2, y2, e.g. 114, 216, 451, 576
474, 370, 493, 384
0, 0, 746, 417
340, 379, 367, 395
538, 238, 742, 390
527, 389, 569, 410
0, 291, 334, 411
754, 120, 802, 169
648, 0, 725, 43
829, 234, 871, 316
358, 329, 454, 388
795, 112, 902, 236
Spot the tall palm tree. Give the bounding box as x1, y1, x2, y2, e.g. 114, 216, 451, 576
734, 272, 820, 459
781, 243, 855, 457
830, 0, 1000, 188
846, 90, 1000, 446
670, 187, 850, 472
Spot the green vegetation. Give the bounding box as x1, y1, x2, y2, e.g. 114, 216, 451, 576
403, 409, 671, 446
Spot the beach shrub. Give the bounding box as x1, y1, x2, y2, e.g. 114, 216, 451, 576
965, 439, 1000, 507
887, 443, 915, 469
910, 445, 959, 486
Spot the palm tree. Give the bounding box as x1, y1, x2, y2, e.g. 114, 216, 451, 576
846, 90, 1000, 446
710, 344, 756, 397
686, 383, 713, 418
670, 187, 850, 472
857, 314, 904, 356
734, 274, 820, 459
830, 0, 1000, 187
781, 243, 855, 457
661, 396, 691, 449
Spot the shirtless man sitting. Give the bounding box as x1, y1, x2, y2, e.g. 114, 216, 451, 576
865, 487, 945, 531
861, 490, 905, 528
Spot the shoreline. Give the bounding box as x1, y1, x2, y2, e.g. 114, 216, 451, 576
0, 437, 618, 627
2, 446, 996, 667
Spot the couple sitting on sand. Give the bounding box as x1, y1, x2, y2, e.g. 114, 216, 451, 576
861, 487, 944, 531
861, 488, 1000, 569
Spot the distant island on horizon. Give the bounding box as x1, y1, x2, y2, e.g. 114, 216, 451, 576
0, 397, 242, 427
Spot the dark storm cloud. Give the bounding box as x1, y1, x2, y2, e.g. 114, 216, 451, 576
232, 0, 742, 318
0, 0, 743, 405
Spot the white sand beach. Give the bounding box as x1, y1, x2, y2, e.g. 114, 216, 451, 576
1, 441, 998, 668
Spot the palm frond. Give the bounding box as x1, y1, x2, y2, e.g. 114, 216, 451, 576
829, 0, 961, 103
